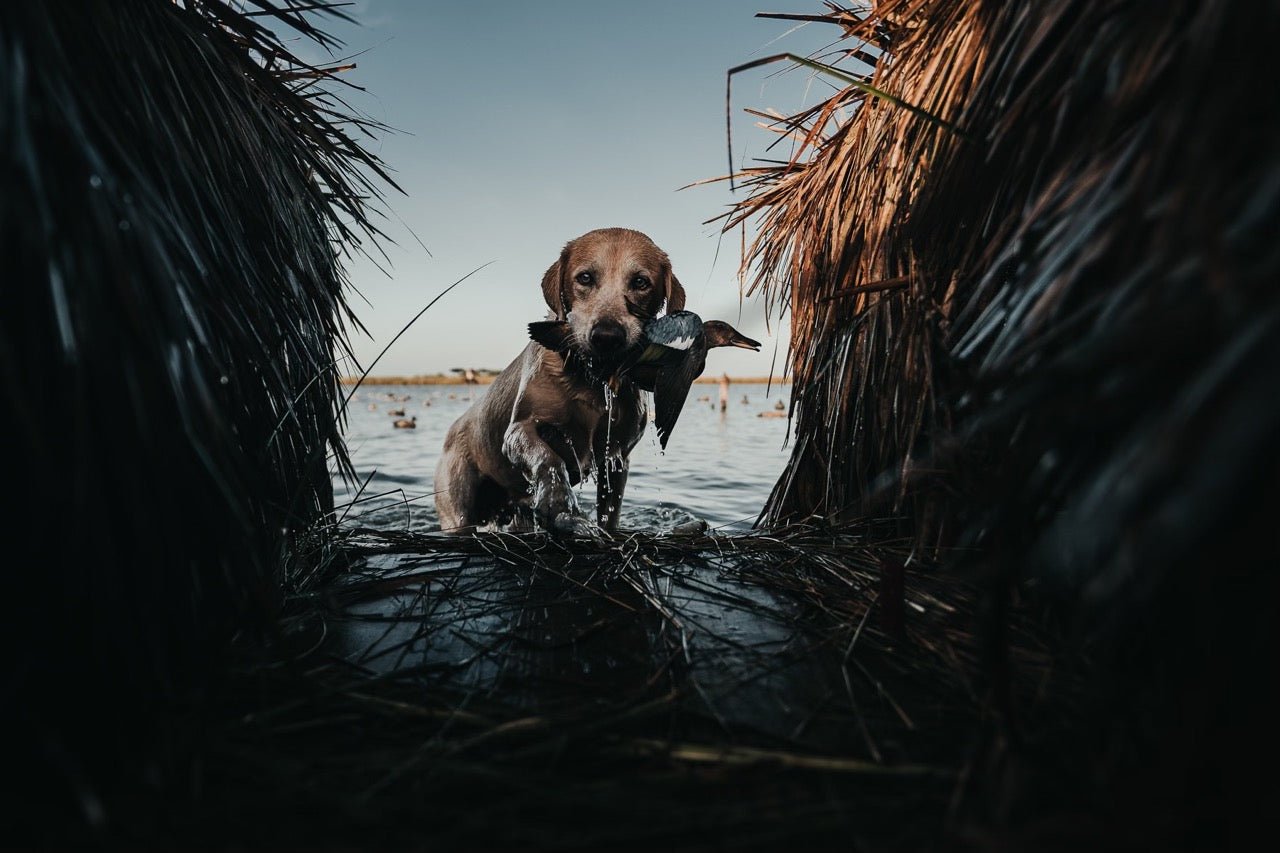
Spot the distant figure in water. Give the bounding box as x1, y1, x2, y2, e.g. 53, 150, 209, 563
740, 394, 749, 405
388, 408, 406, 417
719, 373, 730, 412
774, 399, 785, 411
393, 416, 417, 429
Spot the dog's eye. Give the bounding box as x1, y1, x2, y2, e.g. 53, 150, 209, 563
630, 276, 651, 291
575, 271, 595, 286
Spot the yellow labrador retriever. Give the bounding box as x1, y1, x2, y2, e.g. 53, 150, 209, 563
434, 228, 685, 533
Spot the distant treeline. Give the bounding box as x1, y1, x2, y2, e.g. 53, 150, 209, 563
342, 375, 791, 386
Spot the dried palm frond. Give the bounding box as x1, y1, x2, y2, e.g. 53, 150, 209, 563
1, 0, 391, 833
726, 0, 1280, 842
723, 2, 989, 530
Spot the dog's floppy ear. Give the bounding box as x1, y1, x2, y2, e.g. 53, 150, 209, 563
541, 245, 571, 319
663, 262, 687, 314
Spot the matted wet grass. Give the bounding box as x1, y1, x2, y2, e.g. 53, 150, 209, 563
185, 525, 1074, 849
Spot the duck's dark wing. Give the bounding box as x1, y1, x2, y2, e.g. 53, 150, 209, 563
629, 363, 658, 393
652, 345, 707, 449
623, 340, 683, 392
528, 320, 573, 352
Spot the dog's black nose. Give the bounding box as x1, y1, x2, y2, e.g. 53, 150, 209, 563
589, 321, 627, 353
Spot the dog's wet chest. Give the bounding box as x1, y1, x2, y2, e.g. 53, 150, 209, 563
544, 386, 645, 469
575, 386, 644, 446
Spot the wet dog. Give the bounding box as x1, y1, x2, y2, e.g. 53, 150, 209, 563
434, 228, 685, 533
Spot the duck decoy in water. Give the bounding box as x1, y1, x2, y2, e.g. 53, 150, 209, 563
393, 416, 417, 429
531, 311, 759, 448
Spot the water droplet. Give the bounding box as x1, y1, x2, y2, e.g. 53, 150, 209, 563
118, 219, 130, 231
89, 175, 102, 189
219, 375, 229, 385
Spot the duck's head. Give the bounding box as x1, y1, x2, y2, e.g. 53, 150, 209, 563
703, 321, 761, 351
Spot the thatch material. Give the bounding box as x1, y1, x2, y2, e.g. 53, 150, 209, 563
1, 0, 389, 834
727, 0, 1279, 843
176, 525, 1070, 848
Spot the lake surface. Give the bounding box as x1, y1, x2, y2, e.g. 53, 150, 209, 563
334, 382, 793, 532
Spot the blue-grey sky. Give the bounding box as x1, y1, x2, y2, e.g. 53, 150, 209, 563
291, 1, 838, 376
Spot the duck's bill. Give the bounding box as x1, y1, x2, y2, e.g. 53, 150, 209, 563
730, 332, 762, 351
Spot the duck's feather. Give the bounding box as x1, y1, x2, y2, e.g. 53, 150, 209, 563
652, 344, 707, 449
633, 340, 683, 366
528, 320, 573, 352
659, 333, 697, 351
644, 311, 703, 346
628, 362, 658, 392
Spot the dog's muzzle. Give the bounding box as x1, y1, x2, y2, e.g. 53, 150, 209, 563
588, 320, 627, 355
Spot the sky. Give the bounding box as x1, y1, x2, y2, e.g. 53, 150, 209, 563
287, 1, 840, 377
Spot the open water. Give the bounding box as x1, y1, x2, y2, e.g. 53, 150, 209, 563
334, 381, 793, 532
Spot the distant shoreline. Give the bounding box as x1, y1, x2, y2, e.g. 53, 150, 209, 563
340, 375, 791, 386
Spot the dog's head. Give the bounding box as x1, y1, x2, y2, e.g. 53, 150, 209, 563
540, 228, 686, 367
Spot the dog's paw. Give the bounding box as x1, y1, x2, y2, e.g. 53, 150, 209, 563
532, 470, 579, 521
671, 518, 708, 537
552, 512, 598, 538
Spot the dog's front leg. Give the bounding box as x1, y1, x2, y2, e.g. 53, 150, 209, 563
594, 444, 628, 532
502, 419, 580, 528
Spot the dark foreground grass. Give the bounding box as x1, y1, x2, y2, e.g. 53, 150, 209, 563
155, 524, 1083, 850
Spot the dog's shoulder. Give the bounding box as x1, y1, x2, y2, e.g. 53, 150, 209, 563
509, 345, 587, 418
